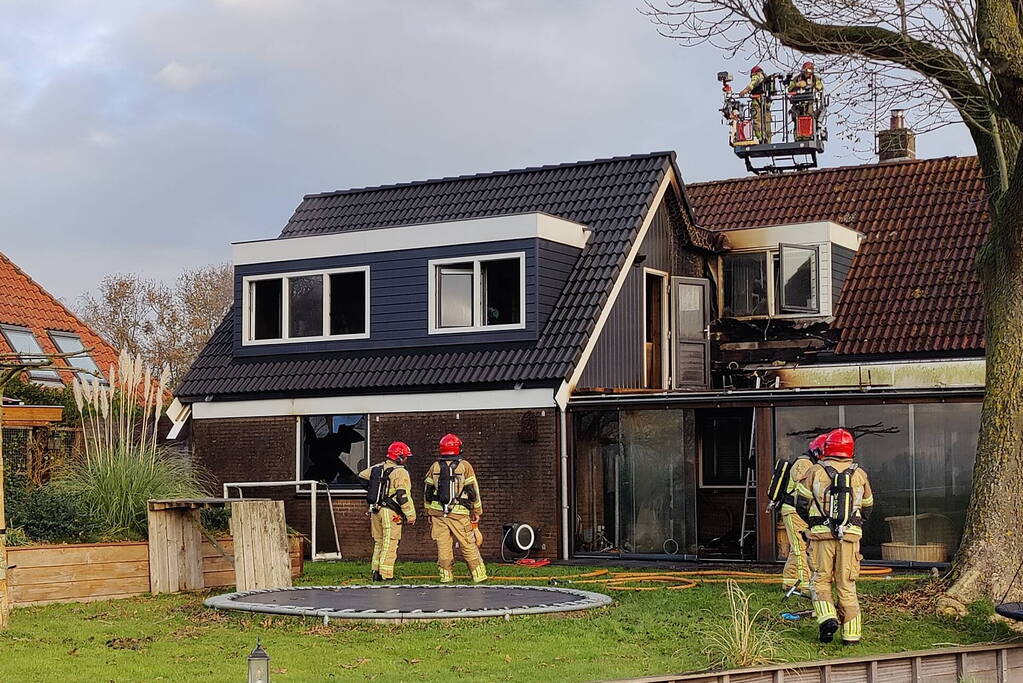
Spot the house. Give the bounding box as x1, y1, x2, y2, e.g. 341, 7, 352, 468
177, 137, 987, 566
0, 251, 118, 464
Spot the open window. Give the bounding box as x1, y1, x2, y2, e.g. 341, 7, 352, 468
429, 253, 525, 333
244, 267, 369, 344
777, 244, 819, 313
298, 414, 369, 492
0, 325, 62, 384
48, 331, 104, 381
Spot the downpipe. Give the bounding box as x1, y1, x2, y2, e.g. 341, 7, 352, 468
560, 408, 570, 560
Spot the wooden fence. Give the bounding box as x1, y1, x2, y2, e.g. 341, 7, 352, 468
621, 642, 1023, 683
8, 536, 304, 606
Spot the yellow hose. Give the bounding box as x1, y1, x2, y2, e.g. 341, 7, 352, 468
399, 565, 903, 591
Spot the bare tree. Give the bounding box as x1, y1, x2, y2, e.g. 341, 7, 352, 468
78, 264, 233, 386
645, 0, 1023, 611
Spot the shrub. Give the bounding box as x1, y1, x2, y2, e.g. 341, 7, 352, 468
5, 474, 99, 544
700, 580, 781, 670
60, 446, 205, 539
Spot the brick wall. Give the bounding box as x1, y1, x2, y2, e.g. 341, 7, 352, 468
190, 408, 562, 563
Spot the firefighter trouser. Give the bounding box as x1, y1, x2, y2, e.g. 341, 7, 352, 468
430, 515, 487, 583
370, 510, 403, 579
810, 538, 863, 642
752, 97, 772, 143
781, 512, 810, 592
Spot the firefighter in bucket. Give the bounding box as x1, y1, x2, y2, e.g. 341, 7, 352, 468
358, 441, 417, 581
424, 433, 488, 583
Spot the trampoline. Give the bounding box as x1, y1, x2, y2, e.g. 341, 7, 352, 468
204, 584, 613, 623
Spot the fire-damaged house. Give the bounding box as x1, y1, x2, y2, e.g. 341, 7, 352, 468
174, 142, 987, 567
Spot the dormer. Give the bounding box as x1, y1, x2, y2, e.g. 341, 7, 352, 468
716, 221, 863, 319
230, 212, 590, 355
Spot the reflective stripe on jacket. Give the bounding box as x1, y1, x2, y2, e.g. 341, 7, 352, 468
801, 458, 873, 541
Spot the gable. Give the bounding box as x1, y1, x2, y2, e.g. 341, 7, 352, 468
176, 152, 690, 401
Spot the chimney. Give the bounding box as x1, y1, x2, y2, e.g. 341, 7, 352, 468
877, 109, 916, 162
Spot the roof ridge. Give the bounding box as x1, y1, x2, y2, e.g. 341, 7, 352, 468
303, 151, 676, 200
687, 155, 976, 189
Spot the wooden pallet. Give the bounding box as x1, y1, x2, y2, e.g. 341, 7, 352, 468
618, 642, 1023, 683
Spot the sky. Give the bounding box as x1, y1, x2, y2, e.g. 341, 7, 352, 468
0, 0, 977, 303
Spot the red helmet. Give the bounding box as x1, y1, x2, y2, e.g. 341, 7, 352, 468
823, 429, 855, 459
802, 61, 815, 72
387, 441, 412, 462
751, 65, 764, 75
807, 433, 828, 460
439, 433, 462, 456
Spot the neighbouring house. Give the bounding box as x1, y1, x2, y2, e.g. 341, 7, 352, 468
0, 251, 118, 472
175, 132, 987, 567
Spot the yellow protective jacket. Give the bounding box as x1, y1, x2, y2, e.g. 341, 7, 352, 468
800, 458, 873, 541
788, 74, 823, 93
424, 459, 483, 518
358, 461, 416, 524
781, 455, 815, 516
740, 72, 767, 97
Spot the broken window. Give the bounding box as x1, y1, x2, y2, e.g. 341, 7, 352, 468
432, 254, 524, 331
299, 414, 369, 491
778, 244, 819, 313
48, 331, 104, 381
0, 326, 62, 383
251, 278, 283, 340
329, 271, 367, 336
722, 252, 768, 317
246, 268, 369, 343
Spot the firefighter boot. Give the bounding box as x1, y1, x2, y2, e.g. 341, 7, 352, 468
372, 570, 383, 582
819, 618, 840, 643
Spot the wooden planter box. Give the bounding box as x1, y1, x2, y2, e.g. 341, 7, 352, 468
7, 535, 304, 606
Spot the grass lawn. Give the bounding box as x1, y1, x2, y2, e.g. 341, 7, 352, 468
0, 561, 1016, 682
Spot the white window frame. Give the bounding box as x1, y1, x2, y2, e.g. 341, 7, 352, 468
427, 252, 527, 334
718, 246, 822, 320
776, 243, 820, 314
241, 266, 370, 346
294, 414, 371, 494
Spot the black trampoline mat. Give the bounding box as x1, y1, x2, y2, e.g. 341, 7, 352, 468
205, 584, 614, 620
241, 586, 580, 611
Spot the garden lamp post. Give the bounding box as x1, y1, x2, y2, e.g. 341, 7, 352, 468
247, 640, 270, 683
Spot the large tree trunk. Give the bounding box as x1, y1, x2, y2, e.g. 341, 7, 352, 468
941, 177, 1023, 614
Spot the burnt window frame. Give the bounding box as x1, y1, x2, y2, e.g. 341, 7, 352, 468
242, 266, 370, 345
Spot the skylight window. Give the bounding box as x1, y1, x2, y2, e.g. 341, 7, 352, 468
1, 325, 61, 384
48, 331, 104, 380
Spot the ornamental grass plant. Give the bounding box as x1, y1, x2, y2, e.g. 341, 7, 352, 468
62, 351, 206, 539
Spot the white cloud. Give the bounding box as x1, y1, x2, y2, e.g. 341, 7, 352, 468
155, 59, 219, 90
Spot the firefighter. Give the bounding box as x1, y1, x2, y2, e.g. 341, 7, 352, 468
424, 433, 488, 583
780, 433, 825, 596
798, 428, 874, 645
788, 61, 824, 139
738, 65, 772, 143
357, 441, 416, 581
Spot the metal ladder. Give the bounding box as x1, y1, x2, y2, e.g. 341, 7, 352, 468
738, 376, 761, 559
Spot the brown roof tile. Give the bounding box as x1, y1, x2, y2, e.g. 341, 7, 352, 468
687, 156, 988, 356
0, 252, 118, 383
